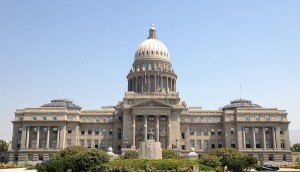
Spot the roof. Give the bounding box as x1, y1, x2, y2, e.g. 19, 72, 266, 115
222, 99, 262, 110
41, 99, 82, 110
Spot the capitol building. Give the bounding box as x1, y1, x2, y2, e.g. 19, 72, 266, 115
9, 25, 292, 164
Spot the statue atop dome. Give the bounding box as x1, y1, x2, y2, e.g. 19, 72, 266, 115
148, 24, 157, 39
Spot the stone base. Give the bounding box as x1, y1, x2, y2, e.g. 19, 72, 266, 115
138, 140, 162, 159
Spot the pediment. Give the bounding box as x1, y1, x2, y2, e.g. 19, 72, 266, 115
132, 99, 171, 108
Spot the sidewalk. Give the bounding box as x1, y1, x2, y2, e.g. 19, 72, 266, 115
0, 168, 37, 172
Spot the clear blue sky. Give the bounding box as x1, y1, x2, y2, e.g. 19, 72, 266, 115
0, 1, 299, 141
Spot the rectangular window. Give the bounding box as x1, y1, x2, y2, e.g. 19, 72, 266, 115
266, 140, 271, 148
66, 139, 71, 147
101, 140, 106, 148
181, 132, 185, 139
87, 140, 91, 148
217, 117, 221, 123
218, 140, 222, 148
245, 115, 250, 121
49, 154, 54, 160
41, 140, 46, 148
231, 128, 235, 134
211, 140, 215, 148
190, 117, 194, 123
244, 127, 250, 134
204, 129, 208, 136
218, 129, 222, 135
43, 116, 47, 121
281, 139, 285, 149
39, 154, 43, 161
210, 117, 214, 123
256, 140, 261, 148
33, 127, 38, 133
268, 154, 274, 161
81, 130, 85, 135
160, 116, 166, 121
246, 140, 251, 148
102, 128, 106, 135
231, 140, 236, 148
88, 129, 92, 135
204, 140, 208, 150
19, 116, 24, 121
43, 127, 47, 134
149, 116, 154, 121
196, 140, 201, 149
230, 116, 234, 121
255, 128, 260, 134
109, 117, 113, 122
16, 140, 21, 149
28, 154, 33, 161
67, 128, 72, 134
95, 129, 99, 135
118, 133, 122, 139
109, 128, 113, 135
18, 127, 22, 133
265, 128, 270, 134
278, 115, 283, 121
108, 141, 112, 148
196, 128, 201, 136
94, 140, 99, 148
31, 139, 37, 148
255, 115, 260, 121
96, 117, 100, 123
80, 140, 84, 147
280, 128, 284, 135
51, 140, 57, 148
203, 117, 207, 123
211, 129, 215, 135
32, 116, 37, 121
196, 117, 201, 123
189, 128, 194, 135
190, 140, 195, 148
283, 155, 287, 161
53, 115, 57, 120
265, 115, 270, 121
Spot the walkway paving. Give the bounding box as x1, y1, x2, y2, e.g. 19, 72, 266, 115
0, 168, 37, 172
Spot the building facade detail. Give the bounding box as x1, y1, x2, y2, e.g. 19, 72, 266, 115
9, 25, 292, 164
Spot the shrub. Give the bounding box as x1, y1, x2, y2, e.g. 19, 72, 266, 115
122, 150, 138, 159
162, 149, 181, 159
198, 154, 221, 168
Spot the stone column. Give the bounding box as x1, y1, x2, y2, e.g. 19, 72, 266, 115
242, 127, 246, 148
156, 116, 159, 142
144, 116, 147, 141
272, 127, 276, 148
26, 126, 30, 148
166, 77, 169, 92
148, 75, 150, 92
141, 76, 144, 92
275, 127, 280, 149
62, 125, 66, 148
46, 126, 50, 148
252, 127, 256, 148
132, 115, 136, 148
262, 127, 266, 148
154, 75, 157, 92
36, 126, 40, 148
160, 75, 163, 91
171, 79, 173, 92
174, 80, 176, 92
57, 127, 60, 148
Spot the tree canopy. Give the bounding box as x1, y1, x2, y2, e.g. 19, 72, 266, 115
0, 140, 9, 152
291, 143, 300, 152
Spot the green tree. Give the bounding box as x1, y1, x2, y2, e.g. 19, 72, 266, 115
36, 146, 109, 172
198, 154, 220, 168
0, 140, 9, 152
291, 143, 300, 152
122, 150, 138, 159
162, 149, 181, 159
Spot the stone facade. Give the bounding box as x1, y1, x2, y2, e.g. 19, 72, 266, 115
9, 25, 292, 164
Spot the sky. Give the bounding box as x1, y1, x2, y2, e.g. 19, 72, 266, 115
0, 1, 299, 141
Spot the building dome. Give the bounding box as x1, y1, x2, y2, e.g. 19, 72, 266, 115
222, 99, 262, 110
134, 24, 170, 62
41, 98, 82, 110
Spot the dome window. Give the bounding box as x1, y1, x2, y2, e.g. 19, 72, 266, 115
156, 51, 158, 54
151, 51, 153, 54
161, 52, 162, 55
147, 51, 149, 54
143, 52, 145, 55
